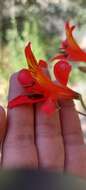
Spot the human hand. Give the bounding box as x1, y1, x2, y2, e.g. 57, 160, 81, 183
1, 73, 86, 179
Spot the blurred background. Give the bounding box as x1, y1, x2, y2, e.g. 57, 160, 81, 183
0, 0, 86, 139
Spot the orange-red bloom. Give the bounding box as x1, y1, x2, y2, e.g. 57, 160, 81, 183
8, 42, 79, 111
51, 22, 86, 62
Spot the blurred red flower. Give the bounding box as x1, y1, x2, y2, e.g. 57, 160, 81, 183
51, 22, 86, 62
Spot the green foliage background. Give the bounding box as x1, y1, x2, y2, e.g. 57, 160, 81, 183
0, 0, 86, 106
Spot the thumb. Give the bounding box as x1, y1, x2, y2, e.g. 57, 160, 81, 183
0, 106, 6, 165
0, 106, 6, 143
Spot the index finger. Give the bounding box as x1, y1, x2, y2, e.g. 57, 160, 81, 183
2, 73, 38, 168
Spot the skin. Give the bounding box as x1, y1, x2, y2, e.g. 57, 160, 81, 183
0, 72, 86, 178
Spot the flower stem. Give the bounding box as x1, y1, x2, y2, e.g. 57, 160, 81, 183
77, 111, 86, 117
79, 94, 86, 111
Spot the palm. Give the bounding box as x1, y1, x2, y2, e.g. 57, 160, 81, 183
0, 73, 86, 179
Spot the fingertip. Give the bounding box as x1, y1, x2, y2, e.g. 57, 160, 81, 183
8, 72, 25, 101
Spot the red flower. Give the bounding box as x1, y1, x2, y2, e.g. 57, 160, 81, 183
8, 42, 80, 112
51, 22, 86, 62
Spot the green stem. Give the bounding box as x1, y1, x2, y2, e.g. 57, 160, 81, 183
79, 94, 86, 111
77, 111, 86, 117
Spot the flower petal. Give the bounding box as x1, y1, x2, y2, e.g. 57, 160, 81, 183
41, 98, 56, 114
65, 22, 80, 51
38, 60, 48, 68
8, 95, 47, 108
18, 69, 35, 86
25, 42, 38, 70
66, 46, 86, 61
54, 60, 72, 85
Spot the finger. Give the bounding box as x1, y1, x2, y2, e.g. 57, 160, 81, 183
35, 70, 64, 170
0, 106, 6, 143
0, 106, 6, 165
59, 100, 86, 178
2, 73, 38, 168
35, 101, 64, 170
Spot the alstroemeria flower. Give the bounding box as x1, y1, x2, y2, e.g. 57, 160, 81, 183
51, 22, 86, 62
8, 42, 80, 111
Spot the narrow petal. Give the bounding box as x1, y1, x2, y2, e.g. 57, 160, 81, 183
65, 22, 80, 51
25, 42, 38, 70
8, 95, 47, 108
8, 95, 32, 108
